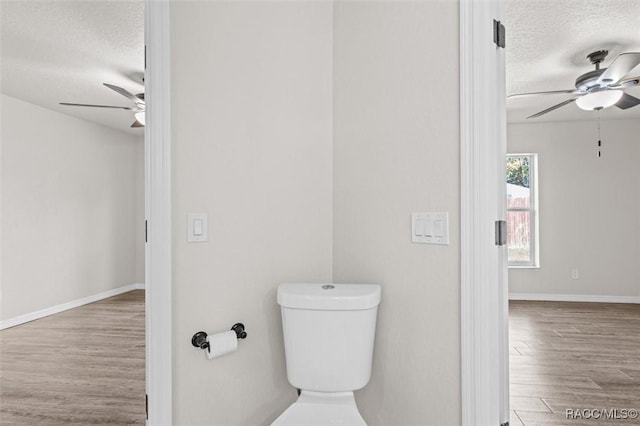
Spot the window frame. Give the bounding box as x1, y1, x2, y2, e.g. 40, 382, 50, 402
506, 153, 539, 268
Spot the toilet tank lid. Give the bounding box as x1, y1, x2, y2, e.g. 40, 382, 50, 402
277, 283, 381, 310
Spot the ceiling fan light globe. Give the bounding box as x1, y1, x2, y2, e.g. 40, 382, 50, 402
134, 111, 146, 126
576, 90, 623, 111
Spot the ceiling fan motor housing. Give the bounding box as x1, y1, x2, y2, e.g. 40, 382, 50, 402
575, 50, 614, 92
575, 69, 606, 92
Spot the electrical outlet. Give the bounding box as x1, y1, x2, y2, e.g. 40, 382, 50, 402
571, 268, 579, 279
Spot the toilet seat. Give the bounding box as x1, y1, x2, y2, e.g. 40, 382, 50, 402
271, 391, 366, 426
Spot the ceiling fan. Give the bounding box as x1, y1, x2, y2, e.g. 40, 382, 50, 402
60, 83, 145, 128
509, 50, 640, 119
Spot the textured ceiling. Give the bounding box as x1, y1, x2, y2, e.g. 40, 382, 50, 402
2, 1, 637, 129
506, 0, 640, 123
1, 0, 144, 134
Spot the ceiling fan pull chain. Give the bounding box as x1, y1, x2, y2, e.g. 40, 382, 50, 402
597, 110, 602, 158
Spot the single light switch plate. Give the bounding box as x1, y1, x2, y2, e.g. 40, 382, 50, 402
411, 212, 449, 245
188, 213, 208, 242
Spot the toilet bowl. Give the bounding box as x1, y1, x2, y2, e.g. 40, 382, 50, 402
272, 283, 381, 426
271, 391, 365, 426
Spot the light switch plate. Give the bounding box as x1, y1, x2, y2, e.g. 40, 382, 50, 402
188, 213, 208, 242
411, 212, 449, 245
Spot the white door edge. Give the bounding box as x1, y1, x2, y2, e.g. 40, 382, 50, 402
145, 0, 172, 424
460, 0, 509, 424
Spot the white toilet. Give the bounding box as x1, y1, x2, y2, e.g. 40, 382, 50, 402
272, 283, 381, 426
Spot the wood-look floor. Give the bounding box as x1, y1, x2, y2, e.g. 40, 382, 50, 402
510, 301, 640, 426
0, 290, 145, 425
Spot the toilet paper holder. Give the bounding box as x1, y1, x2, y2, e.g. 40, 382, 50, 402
191, 323, 247, 352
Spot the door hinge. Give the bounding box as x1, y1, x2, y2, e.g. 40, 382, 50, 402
145, 394, 148, 420
144, 45, 147, 70
493, 19, 506, 48
495, 220, 507, 246
145, 220, 148, 243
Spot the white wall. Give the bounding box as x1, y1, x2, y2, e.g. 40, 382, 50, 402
1, 94, 143, 320
170, 2, 333, 424
508, 119, 640, 298
170, 1, 462, 424
171, 1, 461, 424
333, 2, 460, 424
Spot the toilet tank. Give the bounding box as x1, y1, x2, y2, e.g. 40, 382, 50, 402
277, 283, 381, 392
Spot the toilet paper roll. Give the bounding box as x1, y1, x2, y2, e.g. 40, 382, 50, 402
205, 330, 238, 360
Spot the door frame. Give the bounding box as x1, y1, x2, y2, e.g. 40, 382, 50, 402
460, 0, 509, 425
145, 0, 172, 424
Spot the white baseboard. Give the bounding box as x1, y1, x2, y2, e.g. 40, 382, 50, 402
509, 293, 640, 304
0, 283, 146, 330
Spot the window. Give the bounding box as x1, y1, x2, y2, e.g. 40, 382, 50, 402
506, 154, 539, 267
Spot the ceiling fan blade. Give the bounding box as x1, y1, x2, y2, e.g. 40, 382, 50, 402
104, 83, 142, 103
615, 92, 640, 110
527, 97, 580, 119
508, 89, 582, 99
60, 102, 133, 110
131, 119, 145, 128
597, 52, 640, 86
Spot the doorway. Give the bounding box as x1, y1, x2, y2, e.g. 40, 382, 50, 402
504, 1, 640, 424
0, 1, 146, 423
